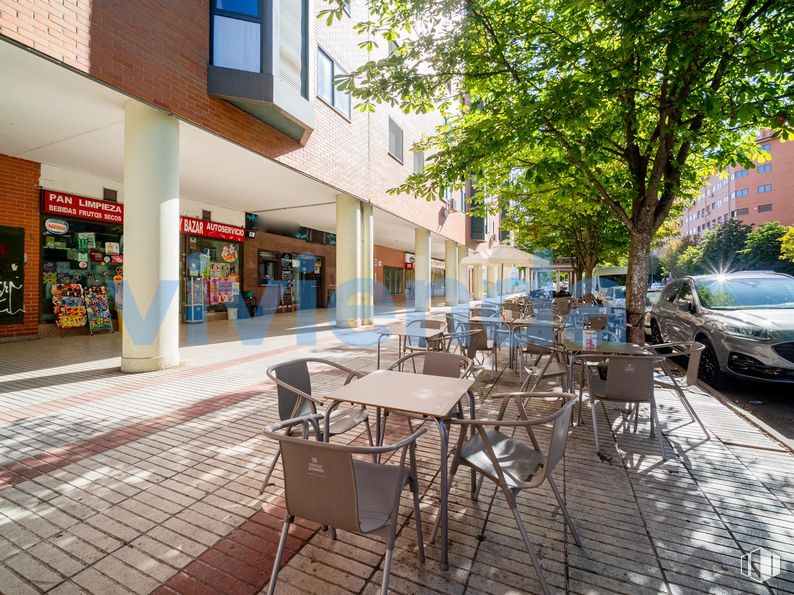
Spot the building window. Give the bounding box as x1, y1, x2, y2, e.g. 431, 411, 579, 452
758, 203, 773, 213
758, 183, 772, 193
758, 163, 771, 173
735, 189, 748, 198
732, 208, 749, 216
760, 143, 771, 152
732, 169, 748, 179
211, 0, 262, 73
413, 151, 425, 174
317, 48, 351, 117
388, 118, 403, 163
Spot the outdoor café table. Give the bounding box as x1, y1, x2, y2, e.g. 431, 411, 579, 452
376, 325, 445, 369
324, 369, 475, 571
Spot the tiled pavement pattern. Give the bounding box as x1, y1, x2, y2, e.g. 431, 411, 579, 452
0, 312, 792, 594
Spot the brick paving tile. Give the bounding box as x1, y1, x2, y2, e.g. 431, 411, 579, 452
1, 313, 793, 594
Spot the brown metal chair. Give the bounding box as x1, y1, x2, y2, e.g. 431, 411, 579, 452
648, 341, 709, 436
403, 318, 447, 355
264, 414, 426, 595
583, 355, 668, 458
261, 358, 372, 488
437, 393, 581, 595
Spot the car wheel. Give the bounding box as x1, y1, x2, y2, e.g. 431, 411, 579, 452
698, 339, 724, 389
650, 320, 664, 345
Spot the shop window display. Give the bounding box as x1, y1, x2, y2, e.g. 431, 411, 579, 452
184, 235, 241, 313
41, 219, 123, 323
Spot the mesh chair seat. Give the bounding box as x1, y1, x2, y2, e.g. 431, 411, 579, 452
326, 406, 370, 435
461, 428, 544, 489
354, 460, 410, 533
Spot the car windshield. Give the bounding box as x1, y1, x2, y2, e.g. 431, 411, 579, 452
612, 287, 625, 299
695, 277, 794, 309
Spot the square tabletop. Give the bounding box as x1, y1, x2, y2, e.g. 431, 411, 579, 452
325, 370, 474, 418
376, 325, 444, 339
562, 340, 648, 355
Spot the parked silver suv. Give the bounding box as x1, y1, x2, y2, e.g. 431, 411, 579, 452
649, 272, 794, 387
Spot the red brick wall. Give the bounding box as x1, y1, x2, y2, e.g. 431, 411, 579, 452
0, 154, 40, 339
0, 1, 468, 245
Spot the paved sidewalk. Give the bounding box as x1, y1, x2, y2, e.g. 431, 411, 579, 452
0, 313, 792, 594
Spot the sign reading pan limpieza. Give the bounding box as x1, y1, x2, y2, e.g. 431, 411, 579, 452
0, 225, 25, 326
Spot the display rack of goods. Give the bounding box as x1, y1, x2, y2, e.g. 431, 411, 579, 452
84, 286, 113, 334
52, 284, 87, 329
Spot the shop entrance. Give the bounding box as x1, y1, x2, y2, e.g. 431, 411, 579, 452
383, 266, 404, 296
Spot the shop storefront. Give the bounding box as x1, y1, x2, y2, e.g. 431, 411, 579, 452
180, 216, 245, 322
40, 190, 124, 331
403, 252, 446, 300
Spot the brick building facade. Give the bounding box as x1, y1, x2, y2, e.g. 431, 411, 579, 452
680, 133, 794, 238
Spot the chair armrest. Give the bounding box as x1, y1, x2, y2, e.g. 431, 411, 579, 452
488, 391, 575, 401
265, 413, 324, 437
337, 428, 428, 455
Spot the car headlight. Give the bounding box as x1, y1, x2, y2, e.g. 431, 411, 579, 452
722, 323, 770, 341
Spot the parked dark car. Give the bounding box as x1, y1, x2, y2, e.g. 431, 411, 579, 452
649, 272, 794, 387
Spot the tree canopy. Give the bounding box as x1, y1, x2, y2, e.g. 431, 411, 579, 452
325, 0, 793, 340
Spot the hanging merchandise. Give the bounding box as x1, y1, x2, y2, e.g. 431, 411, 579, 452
84, 286, 113, 334
52, 284, 87, 329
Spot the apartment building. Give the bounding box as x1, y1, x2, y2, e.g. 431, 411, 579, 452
680, 132, 793, 239
0, 1, 501, 367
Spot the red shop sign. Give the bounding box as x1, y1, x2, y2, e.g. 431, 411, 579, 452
42, 190, 124, 224
180, 216, 245, 242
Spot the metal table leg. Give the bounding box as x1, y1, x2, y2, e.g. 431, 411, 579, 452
434, 417, 450, 570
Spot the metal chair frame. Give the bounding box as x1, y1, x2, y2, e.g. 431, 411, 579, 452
436, 393, 581, 595
264, 414, 426, 595
261, 358, 372, 489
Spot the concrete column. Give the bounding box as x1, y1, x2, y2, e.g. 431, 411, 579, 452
336, 194, 361, 327
472, 265, 483, 300
457, 245, 470, 304
486, 266, 498, 298
444, 240, 457, 306
121, 100, 180, 373
414, 228, 431, 312
360, 203, 374, 324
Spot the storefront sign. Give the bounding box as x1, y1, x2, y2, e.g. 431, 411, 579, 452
42, 191, 124, 224
180, 217, 245, 242
44, 218, 69, 234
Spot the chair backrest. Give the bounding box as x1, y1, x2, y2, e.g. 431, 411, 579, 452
279, 437, 361, 533
422, 351, 469, 378
605, 356, 655, 402
471, 307, 497, 318
445, 313, 457, 334
273, 360, 314, 420
553, 298, 572, 316
466, 322, 489, 356
542, 397, 578, 478
686, 342, 705, 386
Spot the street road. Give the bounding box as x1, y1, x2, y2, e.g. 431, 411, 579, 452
716, 379, 794, 445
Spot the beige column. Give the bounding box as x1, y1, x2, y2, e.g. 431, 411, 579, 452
335, 194, 361, 327
486, 266, 498, 298
457, 245, 470, 304
414, 228, 431, 312
360, 203, 374, 324
472, 265, 483, 300
121, 100, 180, 373
444, 240, 457, 306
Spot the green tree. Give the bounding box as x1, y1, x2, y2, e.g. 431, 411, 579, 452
740, 222, 794, 273
659, 237, 698, 278
698, 218, 751, 273
782, 227, 794, 264
325, 0, 793, 342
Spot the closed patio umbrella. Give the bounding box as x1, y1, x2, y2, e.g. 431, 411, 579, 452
461, 241, 547, 301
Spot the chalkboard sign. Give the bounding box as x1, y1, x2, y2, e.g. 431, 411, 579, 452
0, 225, 25, 326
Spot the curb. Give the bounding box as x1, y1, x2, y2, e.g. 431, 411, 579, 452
697, 381, 793, 453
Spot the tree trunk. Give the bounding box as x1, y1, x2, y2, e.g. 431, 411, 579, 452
625, 231, 652, 344
582, 266, 595, 298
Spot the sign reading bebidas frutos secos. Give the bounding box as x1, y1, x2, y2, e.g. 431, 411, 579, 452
42, 191, 124, 224
180, 217, 245, 242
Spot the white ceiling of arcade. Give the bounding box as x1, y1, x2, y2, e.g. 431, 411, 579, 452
0, 41, 448, 258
